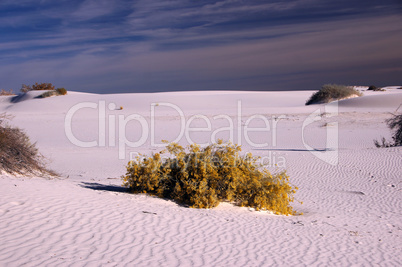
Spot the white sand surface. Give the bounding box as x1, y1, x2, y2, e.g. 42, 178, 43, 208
1, 88, 401, 266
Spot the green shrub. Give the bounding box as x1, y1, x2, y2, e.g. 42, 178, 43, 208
123, 141, 298, 215
375, 114, 402, 147
56, 88, 67, 95
306, 84, 362, 105
0, 114, 55, 175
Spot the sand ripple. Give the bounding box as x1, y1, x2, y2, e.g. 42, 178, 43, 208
1, 166, 401, 267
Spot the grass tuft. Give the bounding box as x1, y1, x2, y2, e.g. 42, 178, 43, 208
306, 84, 362, 105
0, 89, 15, 96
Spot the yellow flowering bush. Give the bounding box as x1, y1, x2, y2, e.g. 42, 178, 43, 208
123, 141, 298, 215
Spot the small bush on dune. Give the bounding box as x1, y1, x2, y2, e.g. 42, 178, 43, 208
306, 84, 362, 105
39, 88, 68, 98
39, 91, 57, 98
368, 85, 385, 91
0, 114, 55, 176
123, 141, 298, 215
56, 88, 67, 95
0, 89, 15, 96
20, 82, 55, 93
20, 84, 31, 93
375, 114, 402, 147
32, 82, 55, 91
20, 83, 67, 97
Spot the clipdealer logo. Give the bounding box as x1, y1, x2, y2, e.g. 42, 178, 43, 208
65, 100, 338, 165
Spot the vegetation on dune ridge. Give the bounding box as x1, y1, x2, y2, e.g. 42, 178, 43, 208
367, 85, 385, 91
0, 89, 15, 96
39, 88, 68, 98
19, 83, 67, 98
56, 87, 67, 95
21, 82, 55, 92
0, 114, 56, 176
306, 84, 362, 105
123, 140, 299, 215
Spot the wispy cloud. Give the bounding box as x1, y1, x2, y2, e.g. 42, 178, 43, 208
70, 0, 123, 22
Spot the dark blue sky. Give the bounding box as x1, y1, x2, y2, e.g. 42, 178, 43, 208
0, 0, 401, 93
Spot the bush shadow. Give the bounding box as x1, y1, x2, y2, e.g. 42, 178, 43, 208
80, 182, 129, 193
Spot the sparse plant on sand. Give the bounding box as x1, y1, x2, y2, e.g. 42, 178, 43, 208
20, 82, 55, 93
39, 88, 68, 98
0, 114, 55, 176
368, 85, 385, 91
39, 91, 57, 98
306, 84, 362, 105
32, 82, 55, 91
374, 114, 402, 147
56, 88, 67, 95
0, 89, 15, 96
123, 140, 298, 215
20, 84, 31, 93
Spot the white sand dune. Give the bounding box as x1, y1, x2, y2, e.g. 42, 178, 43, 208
338, 93, 402, 110
1, 88, 401, 266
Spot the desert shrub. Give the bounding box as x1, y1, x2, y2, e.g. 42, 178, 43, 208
306, 84, 362, 105
0, 114, 55, 175
368, 85, 385, 91
374, 137, 393, 148
39, 88, 67, 98
39, 91, 57, 98
374, 114, 402, 147
0, 89, 15, 96
20, 84, 31, 93
56, 88, 67, 95
123, 141, 298, 215
20, 82, 55, 92
388, 114, 402, 146
32, 82, 55, 91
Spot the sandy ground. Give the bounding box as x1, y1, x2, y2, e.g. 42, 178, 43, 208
0, 87, 401, 266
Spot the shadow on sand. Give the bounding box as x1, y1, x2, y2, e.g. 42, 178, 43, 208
80, 182, 129, 193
